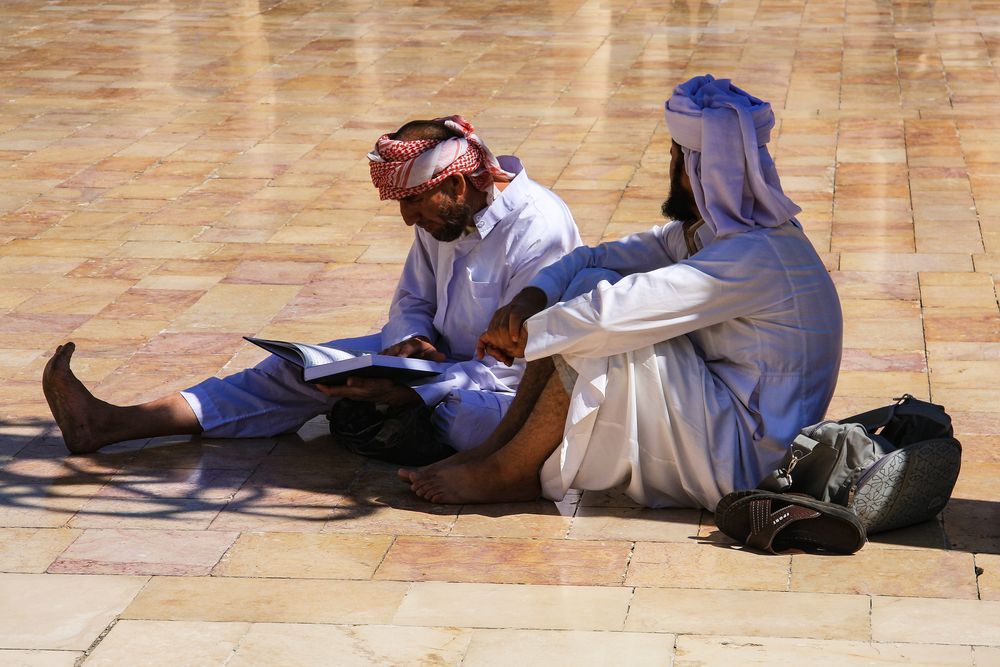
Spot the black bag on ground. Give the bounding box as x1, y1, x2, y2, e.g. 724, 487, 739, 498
327, 399, 455, 467
757, 394, 962, 534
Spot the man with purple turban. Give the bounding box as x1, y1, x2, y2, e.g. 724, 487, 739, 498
402, 76, 843, 510
43, 116, 581, 458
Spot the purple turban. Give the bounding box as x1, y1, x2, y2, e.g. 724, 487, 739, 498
665, 75, 801, 237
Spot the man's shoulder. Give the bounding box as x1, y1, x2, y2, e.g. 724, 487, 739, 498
698, 222, 821, 270
496, 169, 575, 229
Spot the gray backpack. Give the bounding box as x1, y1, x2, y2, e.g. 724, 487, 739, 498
758, 395, 962, 534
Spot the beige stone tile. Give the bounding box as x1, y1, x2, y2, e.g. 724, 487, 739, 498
0, 495, 91, 529
0, 573, 146, 650
85, 620, 249, 667
920, 273, 998, 309
842, 317, 925, 351
166, 284, 301, 332
375, 536, 631, 586
68, 497, 226, 530
791, 548, 977, 599
577, 488, 644, 508
132, 274, 222, 291
863, 519, 950, 551
49, 528, 237, 576
840, 298, 921, 320
463, 629, 675, 667
626, 542, 791, 591
210, 486, 344, 533
974, 647, 1000, 665
229, 623, 469, 667
835, 371, 929, 398
626, 588, 870, 640
872, 596, 1000, 645
97, 466, 252, 500
673, 636, 972, 666
0, 528, 80, 573
0, 650, 83, 666
839, 252, 973, 273
393, 582, 632, 631
977, 553, 1000, 601
123, 576, 408, 624
923, 309, 1000, 344
328, 498, 461, 533
931, 360, 1000, 390
214, 532, 392, 579
450, 501, 573, 539
131, 435, 273, 467
928, 388, 1000, 413
570, 506, 701, 542
109, 241, 223, 260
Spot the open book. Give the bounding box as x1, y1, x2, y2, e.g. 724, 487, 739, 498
244, 336, 451, 386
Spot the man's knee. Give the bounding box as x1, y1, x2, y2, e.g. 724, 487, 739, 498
432, 391, 514, 451
562, 268, 623, 301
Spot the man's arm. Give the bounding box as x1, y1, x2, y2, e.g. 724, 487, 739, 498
380, 231, 439, 347
477, 226, 681, 364
528, 226, 679, 309
524, 237, 784, 361
476, 287, 547, 365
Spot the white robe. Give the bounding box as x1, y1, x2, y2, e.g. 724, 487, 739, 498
181, 157, 582, 450
524, 220, 842, 510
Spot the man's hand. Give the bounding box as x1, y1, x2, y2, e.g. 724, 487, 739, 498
314, 377, 422, 407
381, 336, 446, 361
476, 287, 548, 366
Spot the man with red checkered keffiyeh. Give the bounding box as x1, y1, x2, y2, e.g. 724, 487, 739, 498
43, 116, 582, 466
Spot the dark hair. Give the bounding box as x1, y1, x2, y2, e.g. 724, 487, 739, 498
392, 119, 462, 141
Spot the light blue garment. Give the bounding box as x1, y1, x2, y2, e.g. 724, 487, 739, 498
525, 220, 842, 509
181, 157, 582, 450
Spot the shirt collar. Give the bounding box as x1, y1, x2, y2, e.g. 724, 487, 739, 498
683, 218, 715, 255
470, 155, 525, 240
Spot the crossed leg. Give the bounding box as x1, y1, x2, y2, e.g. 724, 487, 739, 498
42, 342, 202, 454
398, 357, 569, 504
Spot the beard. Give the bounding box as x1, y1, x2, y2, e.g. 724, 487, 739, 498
429, 198, 475, 242
661, 153, 701, 224
661, 190, 700, 224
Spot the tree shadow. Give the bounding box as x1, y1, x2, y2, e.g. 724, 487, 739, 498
0, 417, 706, 538
0, 416, 446, 529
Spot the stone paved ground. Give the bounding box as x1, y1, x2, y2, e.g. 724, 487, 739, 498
1, 0, 999, 665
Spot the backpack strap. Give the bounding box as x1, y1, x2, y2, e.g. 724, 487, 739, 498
893, 396, 952, 430
841, 394, 950, 430
840, 402, 898, 431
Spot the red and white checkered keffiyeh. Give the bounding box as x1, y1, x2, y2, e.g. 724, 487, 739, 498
368, 115, 514, 200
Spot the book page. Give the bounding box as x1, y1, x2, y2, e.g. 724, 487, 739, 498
294, 342, 363, 367
244, 337, 366, 369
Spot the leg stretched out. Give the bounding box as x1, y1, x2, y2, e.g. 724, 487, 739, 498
42, 342, 202, 454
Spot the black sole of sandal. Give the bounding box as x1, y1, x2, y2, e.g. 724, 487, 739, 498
851, 437, 961, 535
715, 490, 867, 555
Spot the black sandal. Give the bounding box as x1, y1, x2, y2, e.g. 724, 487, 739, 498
714, 490, 867, 554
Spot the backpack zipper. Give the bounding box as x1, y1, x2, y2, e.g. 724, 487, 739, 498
847, 451, 899, 507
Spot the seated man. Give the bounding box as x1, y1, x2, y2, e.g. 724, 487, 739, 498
43, 116, 582, 456
402, 77, 843, 510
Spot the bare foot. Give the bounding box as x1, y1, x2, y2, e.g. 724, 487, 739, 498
396, 436, 507, 485
404, 454, 541, 504
42, 342, 116, 454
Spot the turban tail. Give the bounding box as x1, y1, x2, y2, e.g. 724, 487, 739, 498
665, 75, 801, 237
367, 115, 514, 200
